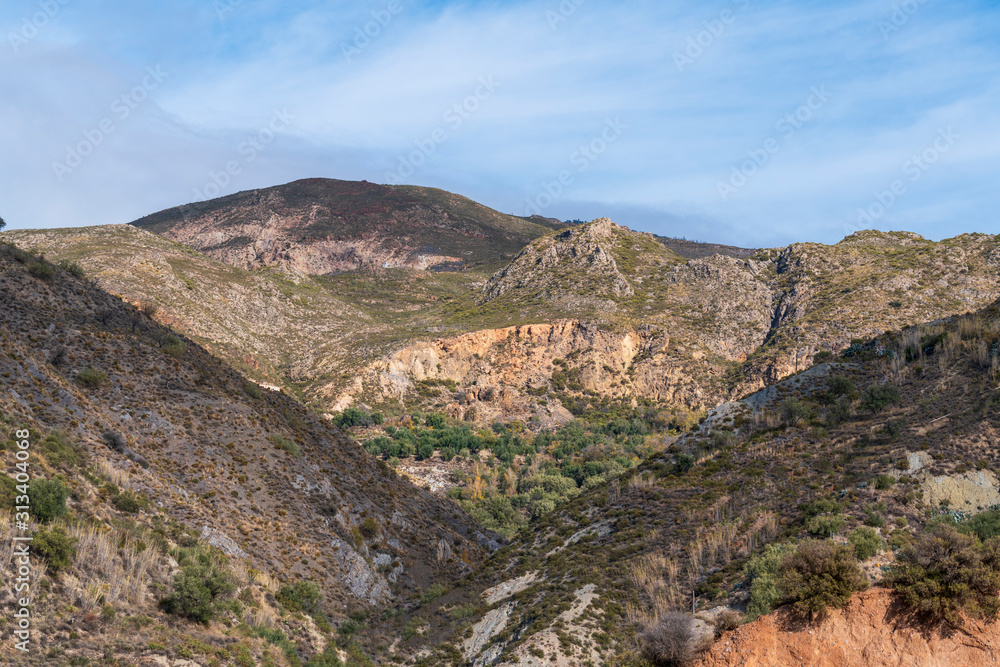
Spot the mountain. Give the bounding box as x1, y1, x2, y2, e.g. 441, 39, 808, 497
400, 297, 1000, 665
0, 243, 493, 664
10, 211, 1000, 436
130, 178, 566, 274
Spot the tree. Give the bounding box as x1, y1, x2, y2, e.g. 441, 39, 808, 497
0, 216, 6, 231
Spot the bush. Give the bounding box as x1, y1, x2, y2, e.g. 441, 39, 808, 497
270, 435, 301, 457
875, 474, 896, 490
111, 490, 144, 514
713, 610, 742, 637
825, 397, 852, 427
780, 397, 810, 425
359, 517, 377, 539
780, 540, 868, 620
28, 261, 55, 280
159, 552, 235, 623
332, 407, 373, 429
824, 375, 854, 401
277, 580, 323, 614
848, 526, 886, 560
30, 478, 70, 523
961, 510, 1000, 541
861, 384, 901, 414
889, 524, 1000, 622
640, 612, 699, 666
813, 351, 834, 365
33, 525, 76, 571
57, 260, 85, 278
806, 514, 845, 537
161, 334, 187, 359
743, 542, 796, 622
76, 367, 107, 388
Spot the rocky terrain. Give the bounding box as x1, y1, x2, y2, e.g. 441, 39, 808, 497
130, 178, 565, 274
0, 245, 493, 664
7, 182, 1000, 666
397, 298, 1000, 666
10, 185, 1000, 432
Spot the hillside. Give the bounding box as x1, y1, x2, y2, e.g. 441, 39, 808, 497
397, 298, 1000, 665
0, 244, 493, 665
10, 219, 1000, 440
130, 178, 566, 274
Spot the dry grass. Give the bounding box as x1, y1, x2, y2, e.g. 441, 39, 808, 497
68, 523, 158, 609
97, 458, 133, 491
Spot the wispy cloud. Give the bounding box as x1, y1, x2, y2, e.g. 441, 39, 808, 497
1, 0, 998, 247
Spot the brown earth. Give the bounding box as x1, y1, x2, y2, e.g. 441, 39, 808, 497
697, 588, 1000, 667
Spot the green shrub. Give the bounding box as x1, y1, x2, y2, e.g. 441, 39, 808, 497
277, 580, 323, 614
76, 367, 107, 388
159, 550, 235, 624
780, 540, 868, 620
270, 435, 301, 457
743, 542, 796, 622
28, 261, 55, 280
961, 510, 1000, 541
332, 407, 373, 429
780, 397, 810, 425
890, 524, 1000, 622
421, 583, 448, 604
359, 517, 377, 539
875, 474, 896, 490
813, 351, 834, 365
33, 525, 76, 571
111, 490, 145, 514
861, 384, 901, 414
57, 260, 85, 278
807, 514, 845, 537
848, 526, 886, 560
30, 478, 70, 523
161, 334, 187, 359
824, 375, 854, 401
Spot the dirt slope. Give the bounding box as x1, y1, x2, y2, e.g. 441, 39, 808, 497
698, 588, 1000, 666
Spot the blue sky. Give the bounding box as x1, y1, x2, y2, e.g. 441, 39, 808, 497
1, 0, 998, 247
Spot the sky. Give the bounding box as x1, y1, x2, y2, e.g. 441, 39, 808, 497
1, 0, 999, 248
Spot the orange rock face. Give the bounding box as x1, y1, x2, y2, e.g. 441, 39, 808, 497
697, 589, 1000, 667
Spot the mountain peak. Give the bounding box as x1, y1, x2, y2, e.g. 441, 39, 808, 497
130, 178, 565, 274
